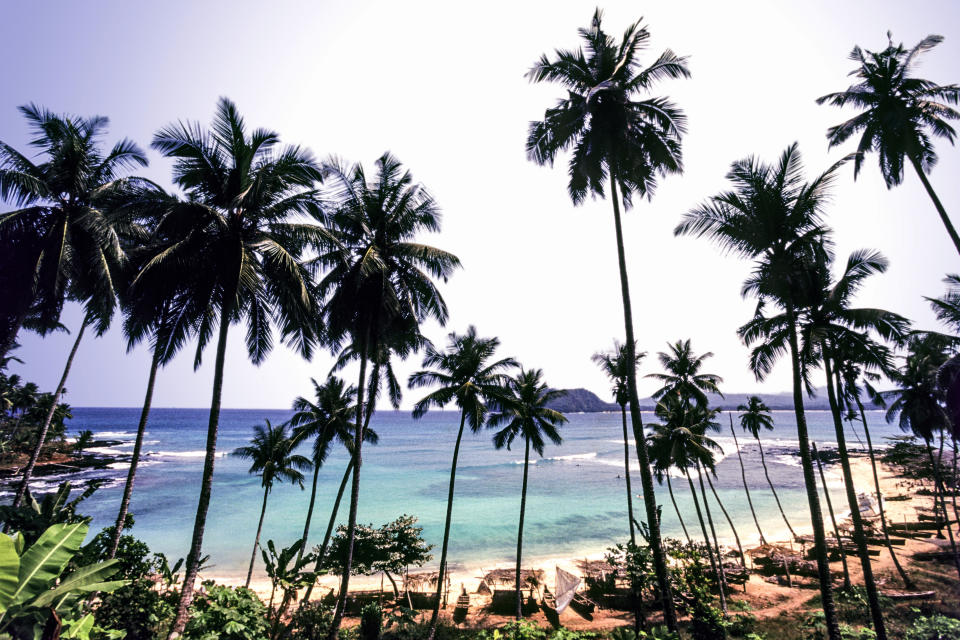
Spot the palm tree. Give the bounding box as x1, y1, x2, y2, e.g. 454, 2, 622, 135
727, 413, 765, 545
647, 339, 722, 408
289, 376, 358, 564
142, 98, 324, 638
525, 11, 689, 630
409, 326, 517, 637
314, 153, 459, 639
817, 34, 960, 255
881, 332, 960, 580
812, 442, 851, 590
592, 341, 643, 544
234, 420, 311, 587
648, 394, 727, 613
677, 144, 844, 640
489, 368, 566, 620
737, 396, 794, 540
0, 105, 152, 509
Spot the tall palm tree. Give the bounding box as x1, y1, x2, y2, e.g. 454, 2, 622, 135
409, 326, 517, 637
525, 11, 689, 630
142, 98, 324, 638
881, 332, 960, 580
812, 442, 851, 590
817, 34, 960, 255
0, 105, 152, 509
648, 394, 727, 613
489, 369, 566, 620
728, 413, 765, 545
314, 153, 459, 639
289, 376, 358, 564
677, 144, 844, 640
647, 339, 722, 408
737, 396, 794, 539
592, 341, 643, 544
234, 420, 311, 587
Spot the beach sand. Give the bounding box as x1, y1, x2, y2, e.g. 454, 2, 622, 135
203, 452, 958, 629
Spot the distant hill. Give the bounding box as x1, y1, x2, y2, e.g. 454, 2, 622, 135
547, 387, 833, 412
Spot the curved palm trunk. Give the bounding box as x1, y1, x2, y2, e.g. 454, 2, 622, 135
303, 458, 354, 603
620, 405, 637, 545
756, 436, 795, 539
910, 155, 960, 257
327, 338, 369, 640
515, 436, 531, 620
813, 443, 851, 590
853, 395, 913, 588
247, 487, 270, 588
427, 411, 468, 638
666, 473, 691, 543
609, 176, 678, 632
730, 415, 765, 545
685, 468, 726, 613
952, 436, 960, 536
695, 463, 729, 610
785, 312, 840, 640
823, 351, 887, 640
109, 348, 160, 558
297, 462, 322, 566
168, 300, 232, 639
11, 319, 87, 510
925, 441, 960, 579
706, 473, 746, 571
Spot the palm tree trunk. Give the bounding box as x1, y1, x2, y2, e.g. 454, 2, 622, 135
813, 442, 851, 590
952, 436, 960, 534
925, 441, 960, 580
853, 394, 914, 588
706, 473, 746, 572
515, 436, 531, 620
247, 487, 270, 588
823, 350, 887, 640
666, 473, 691, 543
11, 318, 87, 510
427, 411, 468, 638
910, 154, 960, 257
168, 298, 233, 640
696, 462, 729, 610
785, 310, 840, 640
303, 458, 354, 603
686, 468, 726, 613
756, 436, 795, 539
620, 405, 637, 545
327, 337, 369, 640
297, 461, 322, 566
609, 175, 678, 632
108, 348, 160, 558
731, 415, 765, 545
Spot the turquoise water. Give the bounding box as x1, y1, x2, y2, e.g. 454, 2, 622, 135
16, 408, 903, 578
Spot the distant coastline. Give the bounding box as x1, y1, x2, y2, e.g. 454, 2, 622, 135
547, 387, 835, 412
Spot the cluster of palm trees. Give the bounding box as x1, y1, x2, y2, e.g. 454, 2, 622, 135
2, 7, 959, 640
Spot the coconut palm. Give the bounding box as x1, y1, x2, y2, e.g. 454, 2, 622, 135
647, 339, 723, 408
737, 396, 794, 540
0, 105, 153, 509
727, 413, 765, 545
142, 98, 324, 638
234, 420, 311, 587
489, 369, 566, 620
592, 341, 643, 544
409, 326, 517, 637
881, 332, 960, 580
817, 34, 960, 255
812, 442, 851, 590
314, 152, 459, 638
525, 11, 689, 629
677, 144, 844, 639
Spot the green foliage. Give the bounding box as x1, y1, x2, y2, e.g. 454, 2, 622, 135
0, 523, 126, 639
477, 620, 547, 640
288, 602, 333, 640
610, 628, 679, 640
801, 612, 876, 640
183, 581, 269, 640
324, 516, 432, 580
904, 614, 960, 640
0, 481, 100, 545
726, 600, 758, 637
360, 602, 382, 640
73, 429, 94, 454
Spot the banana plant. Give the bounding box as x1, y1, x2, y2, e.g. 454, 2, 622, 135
0, 522, 127, 638
261, 539, 316, 639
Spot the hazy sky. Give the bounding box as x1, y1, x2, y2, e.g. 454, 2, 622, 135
3, 1, 959, 409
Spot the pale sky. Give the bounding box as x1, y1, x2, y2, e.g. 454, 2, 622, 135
3, 1, 959, 409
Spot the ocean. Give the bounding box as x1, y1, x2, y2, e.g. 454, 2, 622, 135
16, 407, 905, 579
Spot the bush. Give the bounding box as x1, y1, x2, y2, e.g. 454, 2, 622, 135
289, 601, 333, 640
95, 580, 177, 640
477, 621, 547, 640
360, 602, 382, 640
904, 614, 960, 640
183, 582, 270, 640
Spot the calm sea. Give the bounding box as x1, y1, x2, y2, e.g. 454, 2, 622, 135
12, 408, 904, 578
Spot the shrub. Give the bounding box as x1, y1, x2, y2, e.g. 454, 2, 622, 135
289, 601, 333, 640
95, 580, 177, 640
360, 602, 382, 640
904, 614, 960, 640
183, 582, 270, 640
477, 621, 547, 640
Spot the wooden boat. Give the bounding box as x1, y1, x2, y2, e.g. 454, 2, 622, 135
912, 550, 960, 563
570, 593, 596, 615
455, 590, 470, 610
864, 536, 905, 546
890, 521, 949, 531
880, 590, 937, 601
542, 588, 557, 612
